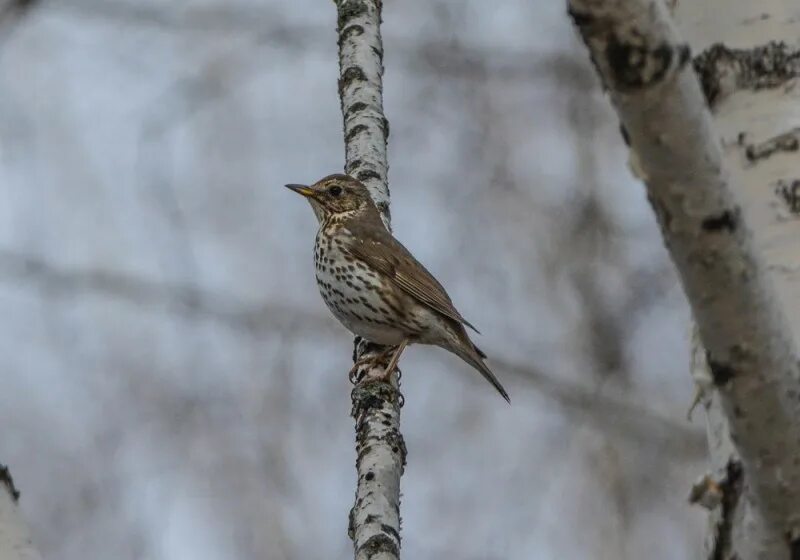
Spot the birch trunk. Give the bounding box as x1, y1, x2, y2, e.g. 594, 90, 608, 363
0, 466, 42, 560
680, 2, 800, 558
566, 0, 800, 558
334, 2, 405, 559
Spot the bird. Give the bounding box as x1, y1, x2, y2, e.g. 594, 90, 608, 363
286, 173, 509, 402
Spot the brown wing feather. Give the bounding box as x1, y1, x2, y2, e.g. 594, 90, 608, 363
345, 224, 480, 333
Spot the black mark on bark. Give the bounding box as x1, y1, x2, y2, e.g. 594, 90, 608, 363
344, 101, 369, 123
775, 179, 800, 214
380, 523, 401, 545
0, 464, 20, 502
336, 0, 368, 32
348, 506, 356, 539
357, 534, 400, 558
619, 124, 630, 146
348, 159, 365, 173
339, 66, 367, 97
371, 45, 383, 64
710, 461, 743, 560
375, 201, 391, 221
702, 208, 739, 232
605, 32, 674, 90
346, 124, 369, 143
745, 128, 800, 162
340, 24, 364, 43
694, 42, 800, 107
706, 351, 736, 385
357, 169, 382, 183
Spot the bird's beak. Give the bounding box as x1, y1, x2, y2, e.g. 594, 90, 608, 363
285, 184, 316, 198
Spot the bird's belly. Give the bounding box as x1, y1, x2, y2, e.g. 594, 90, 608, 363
321, 292, 407, 345
336, 315, 406, 345
315, 250, 406, 346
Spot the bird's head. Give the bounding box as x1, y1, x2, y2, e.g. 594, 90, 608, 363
286, 174, 378, 223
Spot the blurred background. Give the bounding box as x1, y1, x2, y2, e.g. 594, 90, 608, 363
0, 0, 709, 558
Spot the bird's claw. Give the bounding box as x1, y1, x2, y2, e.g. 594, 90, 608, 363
348, 348, 390, 384
348, 356, 374, 384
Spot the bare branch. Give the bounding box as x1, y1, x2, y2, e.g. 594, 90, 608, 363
0, 248, 336, 335
50, 1, 598, 91
494, 357, 705, 458
0, 244, 706, 469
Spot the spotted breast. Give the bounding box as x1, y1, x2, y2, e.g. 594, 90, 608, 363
314, 218, 411, 346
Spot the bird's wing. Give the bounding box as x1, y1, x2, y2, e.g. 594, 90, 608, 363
344, 225, 480, 333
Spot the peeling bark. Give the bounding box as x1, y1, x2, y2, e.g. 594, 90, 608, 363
0, 465, 42, 560
693, 42, 800, 108
744, 127, 800, 163
334, 2, 404, 559
691, 331, 746, 560
677, 4, 800, 556
567, 0, 800, 558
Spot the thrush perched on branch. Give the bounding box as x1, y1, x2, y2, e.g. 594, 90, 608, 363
286, 174, 510, 402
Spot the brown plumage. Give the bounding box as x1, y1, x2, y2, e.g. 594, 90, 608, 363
286, 173, 509, 402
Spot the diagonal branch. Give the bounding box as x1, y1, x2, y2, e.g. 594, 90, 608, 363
0, 248, 335, 335
493, 357, 706, 458
566, 0, 800, 557
334, 2, 404, 559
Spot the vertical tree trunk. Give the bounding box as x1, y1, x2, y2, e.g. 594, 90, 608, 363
0, 466, 42, 560
566, 0, 800, 558
334, 2, 405, 559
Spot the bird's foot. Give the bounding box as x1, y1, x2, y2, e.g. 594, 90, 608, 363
348, 346, 393, 384
348, 356, 375, 384
378, 339, 409, 381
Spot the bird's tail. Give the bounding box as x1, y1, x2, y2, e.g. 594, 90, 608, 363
453, 341, 510, 403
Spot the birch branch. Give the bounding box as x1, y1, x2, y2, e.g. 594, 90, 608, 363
567, 0, 800, 557
0, 466, 42, 560
334, 2, 404, 559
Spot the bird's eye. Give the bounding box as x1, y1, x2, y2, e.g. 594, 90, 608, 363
328, 185, 343, 196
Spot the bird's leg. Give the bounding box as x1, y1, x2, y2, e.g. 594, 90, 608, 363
349, 345, 394, 383
380, 338, 409, 381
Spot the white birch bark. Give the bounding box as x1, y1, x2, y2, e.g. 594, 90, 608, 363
680, 2, 800, 558
334, 2, 404, 559
0, 466, 42, 560
566, 0, 800, 558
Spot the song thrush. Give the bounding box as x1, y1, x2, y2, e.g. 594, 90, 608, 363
286, 174, 510, 402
